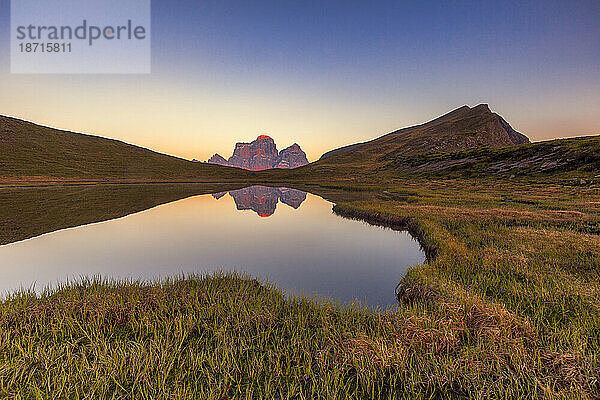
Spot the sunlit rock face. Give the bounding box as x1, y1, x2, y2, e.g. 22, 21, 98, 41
227, 135, 279, 171
274, 144, 309, 169
206, 136, 309, 171
214, 186, 307, 217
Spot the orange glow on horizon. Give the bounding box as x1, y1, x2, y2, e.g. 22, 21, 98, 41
0, 75, 598, 165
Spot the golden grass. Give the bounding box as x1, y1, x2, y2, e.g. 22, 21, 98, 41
0, 177, 598, 398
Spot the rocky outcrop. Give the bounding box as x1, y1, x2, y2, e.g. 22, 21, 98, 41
274, 144, 309, 169
206, 136, 309, 171
227, 135, 279, 171
497, 114, 529, 145
207, 154, 228, 166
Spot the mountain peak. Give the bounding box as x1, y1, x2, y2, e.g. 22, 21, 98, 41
207, 136, 309, 170
275, 143, 308, 169
472, 103, 491, 113
320, 103, 529, 160
438, 104, 491, 121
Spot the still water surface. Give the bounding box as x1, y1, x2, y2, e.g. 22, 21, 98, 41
0, 186, 425, 308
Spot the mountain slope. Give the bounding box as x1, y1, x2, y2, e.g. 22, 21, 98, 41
256, 104, 598, 181
320, 104, 529, 162
382, 135, 600, 178
0, 116, 250, 182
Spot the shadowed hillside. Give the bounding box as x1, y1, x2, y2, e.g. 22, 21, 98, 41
0, 116, 250, 182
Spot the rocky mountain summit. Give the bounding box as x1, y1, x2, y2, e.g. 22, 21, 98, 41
206, 154, 228, 166
274, 144, 308, 169
207, 135, 309, 171
227, 135, 279, 170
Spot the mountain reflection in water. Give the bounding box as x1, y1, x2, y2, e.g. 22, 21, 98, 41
213, 186, 307, 217
0, 185, 426, 307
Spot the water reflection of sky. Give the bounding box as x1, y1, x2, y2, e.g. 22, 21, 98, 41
0, 187, 425, 309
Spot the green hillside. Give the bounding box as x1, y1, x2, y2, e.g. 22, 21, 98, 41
0, 116, 250, 182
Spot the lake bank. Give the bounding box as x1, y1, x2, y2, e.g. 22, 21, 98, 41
0, 179, 599, 398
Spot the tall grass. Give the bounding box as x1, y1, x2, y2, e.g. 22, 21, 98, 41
0, 178, 598, 398
330, 180, 600, 399
0, 274, 475, 399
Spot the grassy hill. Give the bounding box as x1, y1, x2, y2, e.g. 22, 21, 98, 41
0, 116, 250, 182
257, 105, 599, 183
2, 107, 598, 185
320, 104, 528, 161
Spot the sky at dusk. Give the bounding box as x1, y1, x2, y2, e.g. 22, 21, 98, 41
0, 0, 598, 161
